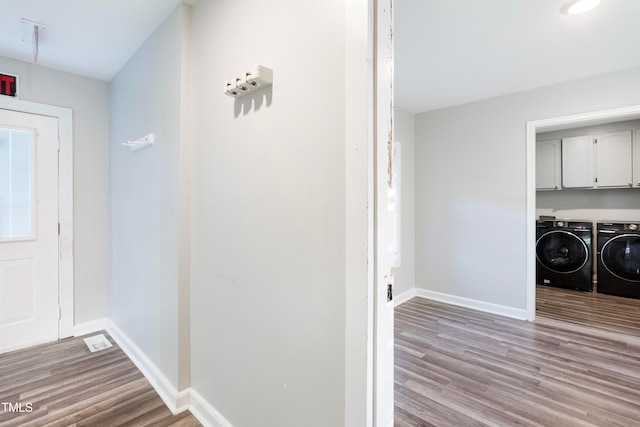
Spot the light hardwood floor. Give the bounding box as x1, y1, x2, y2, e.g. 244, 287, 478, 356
394, 286, 640, 426
0, 332, 200, 427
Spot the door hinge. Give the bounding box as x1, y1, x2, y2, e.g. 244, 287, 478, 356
58, 223, 61, 235
387, 284, 393, 302
58, 306, 62, 320
595, 177, 598, 183
594, 138, 597, 144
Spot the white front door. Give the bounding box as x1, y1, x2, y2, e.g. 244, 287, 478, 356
0, 109, 59, 353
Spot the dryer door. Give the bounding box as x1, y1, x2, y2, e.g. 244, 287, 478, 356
600, 234, 640, 282
536, 230, 589, 274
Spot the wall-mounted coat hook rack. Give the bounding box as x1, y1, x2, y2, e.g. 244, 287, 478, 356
123, 133, 155, 152
224, 65, 273, 98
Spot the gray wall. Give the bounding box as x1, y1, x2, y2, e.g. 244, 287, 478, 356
108, 4, 190, 393
415, 66, 640, 311
0, 56, 109, 324
189, 0, 348, 425
394, 107, 415, 296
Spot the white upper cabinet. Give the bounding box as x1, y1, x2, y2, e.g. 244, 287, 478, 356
562, 135, 594, 188
562, 131, 633, 189
536, 139, 561, 190
596, 131, 633, 188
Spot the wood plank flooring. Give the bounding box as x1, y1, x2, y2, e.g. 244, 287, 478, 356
4, 286, 640, 426
394, 287, 640, 426
0, 332, 201, 427
537, 285, 640, 339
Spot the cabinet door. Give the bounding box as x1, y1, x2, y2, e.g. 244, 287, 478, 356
536, 139, 561, 190
634, 129, 640, 188
596, 131, 632, 188
562, 135, 594, 188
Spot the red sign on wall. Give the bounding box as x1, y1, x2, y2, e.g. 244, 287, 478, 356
0, 73, 17, 97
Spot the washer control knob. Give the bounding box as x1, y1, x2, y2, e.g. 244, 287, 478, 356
629, 224, 638, 231
556, 221, 564, 227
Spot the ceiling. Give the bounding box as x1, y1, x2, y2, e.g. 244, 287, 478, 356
1, 1, 639, 112
395, 0, 640, 113
0, 0, 194, 81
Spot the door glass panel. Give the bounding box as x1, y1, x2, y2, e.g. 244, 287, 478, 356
601, 235, 640, 282
536, 231, 588, 273
0, 128, 33, 240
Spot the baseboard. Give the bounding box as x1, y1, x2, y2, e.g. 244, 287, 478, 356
73, 318, 109, 337
176, 389, 191, 414
415, 288, 528, 320
105, 319, 187, 415
75, 319, 232, 424
393, 288, 417, 307
189, 388, 234, 427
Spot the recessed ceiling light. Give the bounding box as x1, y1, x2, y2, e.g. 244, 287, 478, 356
565, 0, 601, 15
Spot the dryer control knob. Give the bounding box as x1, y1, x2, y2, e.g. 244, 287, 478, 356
556, 221, 564, 227
629, 224, 638, 231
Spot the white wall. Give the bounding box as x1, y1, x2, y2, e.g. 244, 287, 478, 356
415, 66, 640, 311
537, 189, 640, 223
0, 56, 109, 324
109, 3, 190, 394
189, 0, 353, 425
394, 107, 415, 296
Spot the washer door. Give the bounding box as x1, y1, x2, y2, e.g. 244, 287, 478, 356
536, 230, 589, 274
600, 234, 640, 282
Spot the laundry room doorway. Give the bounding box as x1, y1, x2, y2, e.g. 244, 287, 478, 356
526, 104, 640, 320
0, 98, 73, 352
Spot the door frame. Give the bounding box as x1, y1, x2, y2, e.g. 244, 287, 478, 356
373, 0, 395, 425
526, 104, 640, 320
0, 97, 74, 338
344, 0, 394, 424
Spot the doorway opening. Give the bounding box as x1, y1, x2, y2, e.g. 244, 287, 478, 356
526, 104, 640, 320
